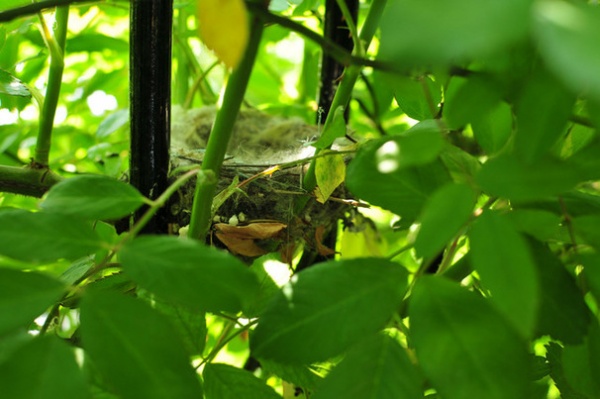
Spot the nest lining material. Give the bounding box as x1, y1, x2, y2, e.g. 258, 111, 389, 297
169, 106, 354, 258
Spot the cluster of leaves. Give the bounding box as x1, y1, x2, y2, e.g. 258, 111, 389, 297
2, 0, 600, 398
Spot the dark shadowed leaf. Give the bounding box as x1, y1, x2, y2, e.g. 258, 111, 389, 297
119, 236, 259, 313
41, 175, 146, 220
471, 101, 513, 155
514, 69, 575, 163
415, 183, 476, 259
390, 75, 441, 121
0, 268, 65, 335
469, 211, 539, 337
347, 139, 449, 225
250, 258, 408, 364
203, 363, 281, 399
529, 240, 589, 344
379, 0, 531, 67
80, 291, 203, 399
410, 276, 530, 399
444, 76, 502, 130
0, 336, 89, 399
0, 209, 103, 263
477, 155, 582, 201
533, 0, 600, 102
312, 333, 424, 399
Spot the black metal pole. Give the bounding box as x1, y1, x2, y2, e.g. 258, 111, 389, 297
129, 0, 173, 234
317, 0, 357, 122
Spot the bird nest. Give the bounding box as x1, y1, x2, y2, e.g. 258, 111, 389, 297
168, 106, 356, 260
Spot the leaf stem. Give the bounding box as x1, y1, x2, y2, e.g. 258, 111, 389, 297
34, 6, 69, 166
187, 13, 265, 240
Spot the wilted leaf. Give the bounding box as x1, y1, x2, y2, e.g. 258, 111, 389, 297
315, 151, 346, 203
214, 222, 287, 257
198, 0, 249, 69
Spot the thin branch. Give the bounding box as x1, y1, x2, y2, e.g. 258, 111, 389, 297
0, 164, 63, 197
0, 0, 110, 22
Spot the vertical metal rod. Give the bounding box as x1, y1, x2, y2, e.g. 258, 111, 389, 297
129, 0, 173, 234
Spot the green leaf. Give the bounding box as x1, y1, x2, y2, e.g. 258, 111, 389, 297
0, 268, 65, 335
66, 33, 129, 54
415, 183, 476, 259
314, 106, 346, 149
529, 240, 589, 344
444, 76, 502, 130
580, 254, 600, 308
154, 300, 207, 356
514, 69, 575, 163
379, 0, 531, 67
203, 363, 281, 399
471, 101, 513, 155
347, 139, 450, 225
250, 258, 408, 364
410, 276, 531, 399
259, 359, 322, 393
40, 175, 146, 221
546, 340, 600, 399
533, 0, 600, 102
469, 211, 540, 337
80, 291, 203, 399
390, 75, 441, 121
0, 209, 103, 263
507, 209, 562, 241
312, 333, 424, 399
96, 109, 129, 138
0, 336, 89, 399
572, 215, 600, 250
119, 236, 259, 313
476, 155, 582, 201
0, 68, 30, 98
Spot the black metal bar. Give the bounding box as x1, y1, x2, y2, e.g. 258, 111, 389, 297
317, 0, 358, 122
129, 0, 173, 234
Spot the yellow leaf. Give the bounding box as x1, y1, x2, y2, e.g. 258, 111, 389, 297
197, 0, 249, 69
315, 151, 346, 203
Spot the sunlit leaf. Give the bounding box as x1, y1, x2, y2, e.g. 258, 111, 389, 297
40, 174, 147, 220
0, 68, 30, 97
469, 211, 540, 337
0, 336, 89, 399
198, 0, 249, 69
80, 291, 203, 399
312, 333, 424, 399
120, 236, 260, 313
415, 183, 476, 259
251, 258, 408, 364
410, 276, 531, 399
96, 109, 129, 138
315, 151, 346, 203
203, 363, 280, 399
0, 268, 65, 335
0, 209, 103, 263
390, 75, 441, 121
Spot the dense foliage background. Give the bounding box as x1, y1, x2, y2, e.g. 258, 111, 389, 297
1, 0, 600, 398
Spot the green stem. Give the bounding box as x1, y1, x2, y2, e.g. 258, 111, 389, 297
174, 7, 190, 106
34, 6, 69, 166
300, 0, 387, 201
0, 164, 63, 197
187, 14, 265, 240
335, 0, 362, 56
